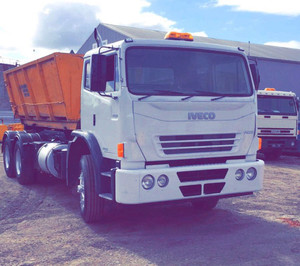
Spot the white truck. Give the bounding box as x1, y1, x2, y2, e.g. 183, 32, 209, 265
3, 31, 264, 223
257, 88, 299, 159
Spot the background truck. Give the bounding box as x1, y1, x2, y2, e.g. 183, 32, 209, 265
257, 88, 299, 159
2, 31, 264, 223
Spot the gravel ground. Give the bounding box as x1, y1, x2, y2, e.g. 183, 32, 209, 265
0, 155, 299, 265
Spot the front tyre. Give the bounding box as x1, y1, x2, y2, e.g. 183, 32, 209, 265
191, 198, 219, 211
3, 137, 15, 178
14, 140, 35, 185
78, 155, 104, 223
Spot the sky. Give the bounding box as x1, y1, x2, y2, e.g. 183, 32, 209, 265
1, 0, 300, 64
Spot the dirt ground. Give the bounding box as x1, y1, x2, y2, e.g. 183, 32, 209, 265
0, 154, 299, 266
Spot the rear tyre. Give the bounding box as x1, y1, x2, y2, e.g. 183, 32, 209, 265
3, 137, 16, 178
14, 140, 35, 185
78, 155, 104, 223
191, 198, 219, 211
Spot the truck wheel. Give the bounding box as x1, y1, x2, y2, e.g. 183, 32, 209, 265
14, 140, 35, 185
191, 198, 219, 211
3, 138, 16, 178
78, 155, 104, 223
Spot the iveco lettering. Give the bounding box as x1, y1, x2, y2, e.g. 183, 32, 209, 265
188, 112, 216, 120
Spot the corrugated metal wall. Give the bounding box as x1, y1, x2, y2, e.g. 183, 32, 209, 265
0, 63, 15, 110
0, 63, 21, 124
256, 59, 300, 95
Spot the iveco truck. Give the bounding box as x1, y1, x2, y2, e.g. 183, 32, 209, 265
2, 31, 264, 223
257, 88, 298, 159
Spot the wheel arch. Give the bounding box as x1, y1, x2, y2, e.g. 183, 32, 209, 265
14, 131, 41, 143
2, 130, 39, 159
67, 130, 103, 194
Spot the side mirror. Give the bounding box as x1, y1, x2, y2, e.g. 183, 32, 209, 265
296, 97, 300, 111
249, 63, 260, 90
90, 54, 107, 92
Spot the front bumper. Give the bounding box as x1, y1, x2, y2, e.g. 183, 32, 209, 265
115, 159, 264, 204
259, 137, 297, 152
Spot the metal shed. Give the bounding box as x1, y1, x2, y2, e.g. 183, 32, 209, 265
78, 23, 300, 96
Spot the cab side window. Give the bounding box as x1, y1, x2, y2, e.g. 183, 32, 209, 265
83, 55, 118, 92
84, 60, 91, 89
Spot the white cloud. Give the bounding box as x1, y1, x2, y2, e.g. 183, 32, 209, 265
215, 0, 300, 16
264, 40, 300, 49
0, 0, 178, 63
192, 32, 208, 37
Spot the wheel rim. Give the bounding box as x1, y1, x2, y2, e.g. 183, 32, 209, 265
78, 166, 85, 212
15, 148, 22, 176
4, 143, 10, 170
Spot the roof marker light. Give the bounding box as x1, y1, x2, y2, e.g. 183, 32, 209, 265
164, 31, 194, 41
264, 88, 276, 91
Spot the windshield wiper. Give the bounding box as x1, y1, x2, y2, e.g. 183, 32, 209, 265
154, 90, 187, 96
137, 89, 226, 101
181, 90, 225, 101
138, 94, 152, 101
211, 95, 226, 101
137, 90, 187, 101
181, 95, 196, 101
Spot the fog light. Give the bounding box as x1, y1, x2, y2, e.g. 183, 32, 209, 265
142, 175, 155, 190
235, 169, 245, 180
157, 174, 169, 187
246, 167, 257, 180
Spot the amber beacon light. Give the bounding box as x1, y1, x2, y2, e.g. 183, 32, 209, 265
164, 31, 194, 41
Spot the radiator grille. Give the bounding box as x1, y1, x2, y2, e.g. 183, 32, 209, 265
157, 133, 238, 155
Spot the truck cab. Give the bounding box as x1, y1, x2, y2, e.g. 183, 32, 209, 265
257, 88, 298, 159
80, 33, 263, 207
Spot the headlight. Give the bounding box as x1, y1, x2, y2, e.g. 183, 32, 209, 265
142, 175, 155, 190
235, 169, 245, 180
246, 167, 257, 180
157, 174, 169, 187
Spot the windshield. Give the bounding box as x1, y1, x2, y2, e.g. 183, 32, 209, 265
126, 47, 252, 96
258, 95, 297, 116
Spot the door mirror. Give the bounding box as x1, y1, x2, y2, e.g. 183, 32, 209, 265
90, 54, 107, 92
249, 63, 260, 91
